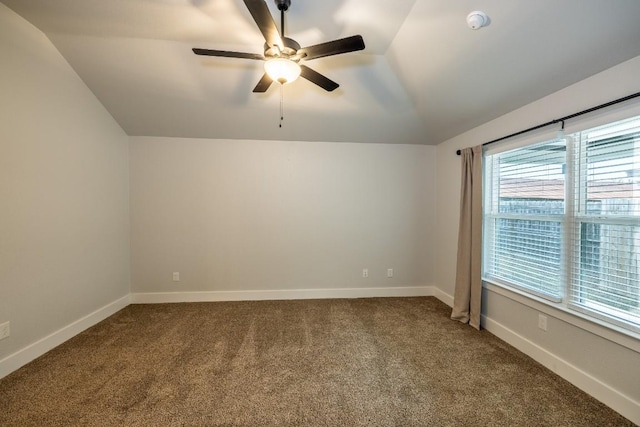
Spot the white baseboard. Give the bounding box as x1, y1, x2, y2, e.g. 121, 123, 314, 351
0, 294, 130, 380
482, 315, 640, 426
431, 287, 454, 307
131, 285, 436, 304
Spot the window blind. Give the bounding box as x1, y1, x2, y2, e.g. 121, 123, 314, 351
568, 117, 640, 330
484, 140, 566, 301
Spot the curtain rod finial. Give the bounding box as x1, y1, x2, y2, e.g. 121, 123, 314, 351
456, 149, 461, 155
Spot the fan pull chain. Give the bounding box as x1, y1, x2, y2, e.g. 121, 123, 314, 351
279, 84, 284, 128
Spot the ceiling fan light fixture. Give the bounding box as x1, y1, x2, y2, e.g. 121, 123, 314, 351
264, 58, 301, 85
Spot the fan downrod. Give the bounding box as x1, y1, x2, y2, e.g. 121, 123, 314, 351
274, 0, 291, 49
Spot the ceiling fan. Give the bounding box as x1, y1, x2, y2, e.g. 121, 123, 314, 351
192, 0, 365, 92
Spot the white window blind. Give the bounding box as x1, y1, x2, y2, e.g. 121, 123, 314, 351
569, 117, 640, 329
484, 115, 640, 333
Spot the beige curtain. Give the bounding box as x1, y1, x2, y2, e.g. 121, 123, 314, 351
451, 145, 483, 329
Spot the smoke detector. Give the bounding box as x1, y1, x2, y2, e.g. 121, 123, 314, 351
467, 11, 490, 30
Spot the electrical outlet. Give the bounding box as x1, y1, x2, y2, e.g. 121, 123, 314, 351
387, 268, 393, 278
538, 314, 548, 331
0, 321, 10, 340
172, 272, 180, 282
362, 268, 369, 278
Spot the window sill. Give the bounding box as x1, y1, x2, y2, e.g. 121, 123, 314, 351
482, 279, 640, 354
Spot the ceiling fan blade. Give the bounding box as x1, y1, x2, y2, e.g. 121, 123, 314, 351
193, 48, 265, 60
300, 65, 339, 92
243, 0, 284, 49
253, 73, 273, 93
297, 35, 365, 61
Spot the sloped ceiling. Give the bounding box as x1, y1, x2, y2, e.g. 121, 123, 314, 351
3, 0, 640, 145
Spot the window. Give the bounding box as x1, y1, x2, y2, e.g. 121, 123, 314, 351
484, 115, 640, 334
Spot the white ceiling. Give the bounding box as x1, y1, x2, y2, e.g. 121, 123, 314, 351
4, 0, 640, 145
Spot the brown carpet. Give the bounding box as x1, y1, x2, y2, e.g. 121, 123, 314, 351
0, 297, 634, 426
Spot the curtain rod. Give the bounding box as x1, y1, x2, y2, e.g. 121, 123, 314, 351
455, 91, 640, 155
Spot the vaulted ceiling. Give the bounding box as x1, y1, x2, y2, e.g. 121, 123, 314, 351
4, 0, 640, 145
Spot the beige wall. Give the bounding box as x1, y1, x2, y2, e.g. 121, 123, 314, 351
0, 4, 130, 361
130, 137, 435, 294
435, 55, 640, 420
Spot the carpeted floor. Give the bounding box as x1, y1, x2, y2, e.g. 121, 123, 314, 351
0, 297, 634, 426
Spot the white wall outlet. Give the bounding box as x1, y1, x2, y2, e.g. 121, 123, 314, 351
538, 314, 548, 331
387, 268, 393, 278
0, 321, 10, 340
362, 268, 369, 278
172, 272, 180, 282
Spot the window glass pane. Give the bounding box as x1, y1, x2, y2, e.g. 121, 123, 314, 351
575, 222, 640, 324
484, 139, 565, 300
497, 140, 566, 214
583, 119, 640, 216
489, 218, 562, 298
573, 116, 640, 328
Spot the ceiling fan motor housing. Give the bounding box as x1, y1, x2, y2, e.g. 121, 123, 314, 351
264, 37, 300, 59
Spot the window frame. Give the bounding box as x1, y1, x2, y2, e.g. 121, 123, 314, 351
483, 140, 568, 303
482, 116, 640, 339
566, 128, 640, 333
